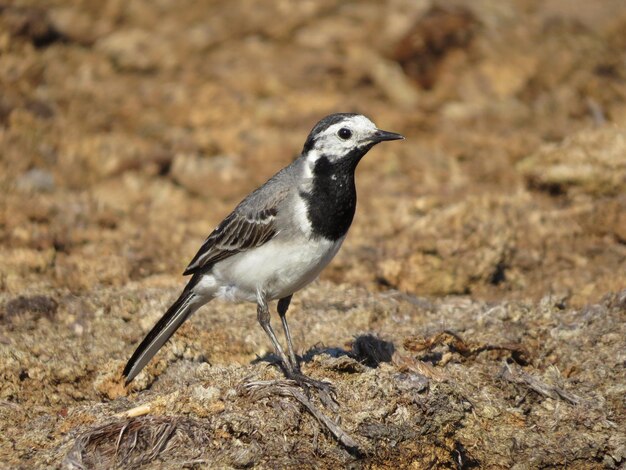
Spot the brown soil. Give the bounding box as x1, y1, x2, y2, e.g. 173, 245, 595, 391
1, 0, 625, 468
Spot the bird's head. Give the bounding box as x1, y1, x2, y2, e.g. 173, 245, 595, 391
301, 113, 403, 170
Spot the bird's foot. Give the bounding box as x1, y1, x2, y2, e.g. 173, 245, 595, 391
242, 377, 359, 453
284, 368, 338, 411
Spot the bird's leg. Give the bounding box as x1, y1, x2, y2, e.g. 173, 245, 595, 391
258, 293, 335, 406
277, 295, 299, 372
276, 296, 336, 404
257, 294, 292, 373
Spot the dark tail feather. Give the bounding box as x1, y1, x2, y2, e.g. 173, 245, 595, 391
123, 289, 203, 384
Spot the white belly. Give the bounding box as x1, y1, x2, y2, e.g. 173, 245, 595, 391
203, 236, 345, 302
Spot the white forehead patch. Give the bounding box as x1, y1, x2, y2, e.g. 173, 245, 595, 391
322, 115, 377, 140
307, 115, 379, 163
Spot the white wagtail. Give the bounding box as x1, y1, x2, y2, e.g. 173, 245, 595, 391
123, 113, 403, 386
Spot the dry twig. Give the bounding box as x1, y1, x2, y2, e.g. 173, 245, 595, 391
499, 363, 580, 405
64, 415, 210, 469
244, 379, 362, 454
404, 330, 530, 365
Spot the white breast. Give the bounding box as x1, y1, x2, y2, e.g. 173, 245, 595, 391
208, 235, 345, 302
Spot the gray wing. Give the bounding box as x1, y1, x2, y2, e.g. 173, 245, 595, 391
183, 174, 295, 275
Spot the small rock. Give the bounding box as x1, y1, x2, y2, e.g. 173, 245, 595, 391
190, 384, 220, 404
3, 295, 58, 321
348, 47, 420, 109
16, 168, 55, 193
518, 127, 626, 196
49, 7, 106, 45
2, 6, 64, 48
228, 441, 261, 469
96, 29, 177, 72
319, 355, 366, 373
394, 372, 429, 393
170, 152, 248, 198
392, 6, 477, 89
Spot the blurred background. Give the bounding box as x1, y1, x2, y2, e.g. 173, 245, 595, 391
2, 0, 625, 304
1, 0, 626, 466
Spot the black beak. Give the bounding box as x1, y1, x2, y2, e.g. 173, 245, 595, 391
372, 129, 405, 143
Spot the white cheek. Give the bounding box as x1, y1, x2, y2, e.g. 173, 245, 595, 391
320, 139, 351, 155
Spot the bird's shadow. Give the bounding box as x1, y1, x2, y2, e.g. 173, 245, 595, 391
251, 333, 395, 369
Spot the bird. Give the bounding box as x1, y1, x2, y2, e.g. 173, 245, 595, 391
123, 113, 403, 387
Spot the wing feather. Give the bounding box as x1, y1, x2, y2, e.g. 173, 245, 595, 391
183, 203, 280, 275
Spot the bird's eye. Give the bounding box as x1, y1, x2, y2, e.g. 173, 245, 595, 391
338, 128, 352, 140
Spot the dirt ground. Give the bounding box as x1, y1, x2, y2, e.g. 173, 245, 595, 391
1, 0, 625, 468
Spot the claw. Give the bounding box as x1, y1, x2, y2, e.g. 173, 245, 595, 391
285, 370, 338, 411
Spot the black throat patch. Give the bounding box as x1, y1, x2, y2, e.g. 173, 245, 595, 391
300, 145, 373, 240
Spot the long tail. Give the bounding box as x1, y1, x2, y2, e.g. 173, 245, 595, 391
123, 284, 208, 384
